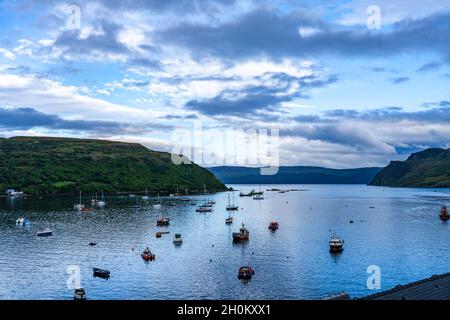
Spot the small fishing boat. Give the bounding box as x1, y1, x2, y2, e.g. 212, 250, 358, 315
16, 217, 30, 226
232, 223, 249, 242
329, 234, 344, 253
93, 267, 110, 278
89, 242, 97, 246
268, 221, 279, 231
157, 217, 170, 226
173, 233, 183, 245
74, 288, 86, 300
225, 216, 233, 224
226, 192, 239, 211
253, 194, 264, 200
238, 267, 255, 280
141, 247, 155, 261
439, 205, 450, 220
36, 228, 53, 237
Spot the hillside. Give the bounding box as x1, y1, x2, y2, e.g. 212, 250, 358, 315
208, 166, 382, 184
0, 136, 226, 195
370, 148, 450, 187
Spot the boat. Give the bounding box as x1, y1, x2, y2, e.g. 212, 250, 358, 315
439, 205, 450, 220
74, 191, 85, 211
6, 189, 24, 197
142, 187, 149, 201
141, 248, 155, 261
156, 231, 170, 238
225, 216, 233, 224
268, 221, 279, 231
81, 207, 94, 212
238, 267, 255, 280
196, 206, 212, 213
36, 228, 53, 237
329, 234, 344, 253
74, 288, 86, 300
253, 194, 264, 200
173, 233, 183, 245
226, 192, 239, 211
93, 267, 110, 278
89, 242, 97, 246
232, 223, 249, 242
96, 190, 106, 208
132, 196, 140, 209
157, 217, 170, 226
239, 190, 255, 197
179, 188, 190, 202
153, 194, 162, 209
16, 217, 30, 226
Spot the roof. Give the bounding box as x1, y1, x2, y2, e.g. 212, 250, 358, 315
359, 272, 450, 300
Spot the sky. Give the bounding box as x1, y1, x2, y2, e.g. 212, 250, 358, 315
1, 0, 450, 168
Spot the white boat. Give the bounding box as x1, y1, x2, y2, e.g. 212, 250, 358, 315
329, 234, 344, 252
226, 192, 239, 211
74, 191, 85, 211
153, 193, 162, 209
173, 233, 183, 245
95, 190, 106, 208
16, 217, 30, 226
36, 228, 53, 237
196, 206, 212, 213
6, 189, 24, 197
142, 187, 149, 201
253, 194, 264, 200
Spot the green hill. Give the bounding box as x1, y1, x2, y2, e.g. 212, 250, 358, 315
0, 136, 226, 195
370, 148, 450, 187
208, 166, 382, 184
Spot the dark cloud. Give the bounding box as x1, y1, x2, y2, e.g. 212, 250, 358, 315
390, 76, 410, 84
0, 107, 168, 134
157, 9, 450, 63
417, 61, 442, 72
185, 73, 338, 118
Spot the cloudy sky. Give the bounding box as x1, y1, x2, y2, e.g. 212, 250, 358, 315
1, 0, 450, 168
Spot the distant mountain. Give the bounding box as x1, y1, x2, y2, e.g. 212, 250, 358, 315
0, 136, 226, 195
208, 166, 382, 184
370, 148, 450, 187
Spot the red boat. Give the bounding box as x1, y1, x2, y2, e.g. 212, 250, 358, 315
268, 222, 279, 231
141, 248, 155, 261
81, 208, 94, 212
440, 206, 450, 220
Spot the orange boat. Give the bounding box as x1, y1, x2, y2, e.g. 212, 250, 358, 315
141, 248, 155, 261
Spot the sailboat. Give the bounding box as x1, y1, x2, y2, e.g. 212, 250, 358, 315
132, 196, 140, 210
226, 192, 239, 211
253, 185, 264, 200
196, 186, 213, 212
96, 190, 106, 208
142, 187, 149, 201
153, 194, 162, 209
180, 188, 190, 202
74, 191, 85, 211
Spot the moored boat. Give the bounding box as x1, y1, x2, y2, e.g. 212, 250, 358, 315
226, 192, 239, 211
196, 206, 212, 212
74, 288, 86, 300
157, 217, 170, 226
141, 247, 156, 261
36, 228, 53, 237
74, 191, 85, 211
232, 223, 249, 242
173, 233, 183, 245
238, 267, 255, 280
329, 234, 344, 253
93, 267, 110, 278
16, 217, 30, 226
225, 216, 233, 224
239, 190, 255, 197
439, 205, 450, 220
268, 221, 279, 231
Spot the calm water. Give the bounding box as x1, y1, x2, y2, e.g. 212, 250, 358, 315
1, 184, 450, 300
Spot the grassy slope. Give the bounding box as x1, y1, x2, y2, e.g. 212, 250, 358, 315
370, 148, 450, 187
0, 136, 226, 194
